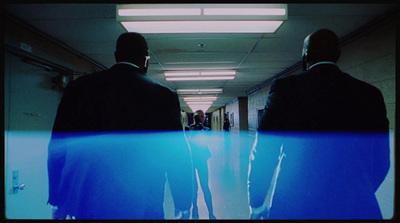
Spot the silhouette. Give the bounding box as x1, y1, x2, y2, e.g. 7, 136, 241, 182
187, 110, 216, 219
47, 32, 192, 219
248, 29, 390, 219
223, 112, 230, 131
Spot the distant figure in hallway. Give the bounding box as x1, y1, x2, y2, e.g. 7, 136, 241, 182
47, 32, 192, 219
222, 112, 231, 167
223, 112, 230, 131
203, 115, 211, 129
187, 110, 216, 219
248, 29, 390, 219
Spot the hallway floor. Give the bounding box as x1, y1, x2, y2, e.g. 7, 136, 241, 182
164, 131, 253, 219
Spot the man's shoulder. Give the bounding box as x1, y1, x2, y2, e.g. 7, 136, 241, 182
344, 73, 382, 96
68, 69, 110, 86
62, 70, 102, 93
270, 71, 307, 91
142, 75, 178, 97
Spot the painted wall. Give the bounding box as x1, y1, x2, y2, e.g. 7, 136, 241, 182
247, 21, 396, 219
211, 108, 223, 131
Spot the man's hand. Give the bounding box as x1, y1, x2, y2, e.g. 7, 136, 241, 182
51, 206, 66, 219
250, 204, 269, 219
175, 209, 190, 219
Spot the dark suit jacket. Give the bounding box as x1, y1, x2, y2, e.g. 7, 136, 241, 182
248, 64, 390, 219
47, 63, 192, 219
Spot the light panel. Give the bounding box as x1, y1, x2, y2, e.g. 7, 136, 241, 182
165, 71, 200, 77
118, 8, 201, 16
165, 70, 236, 81
117, 4, 287, 34
166, 76, 235, 81
184, 96, 217, 101
121, 20, 283, 34
186, 101, 214, 105
200, 71, 236, 76
177, 88, 223, 95
203, 8, 286, 16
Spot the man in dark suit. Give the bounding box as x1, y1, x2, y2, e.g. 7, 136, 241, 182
188, 110, 215, 219
47, 32, 192, 219
248, 29, 390, 219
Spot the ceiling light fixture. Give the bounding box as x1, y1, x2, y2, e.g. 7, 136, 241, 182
184, 96, 217, 101
118, 8, 201, 16
121, 20, 283, 34
166, 76, 235, 81
165, 70, 236, 81
186, 101, 214, 105
177, 88, 223, 95
117, 4, 287, 34
203, 8, 286, 16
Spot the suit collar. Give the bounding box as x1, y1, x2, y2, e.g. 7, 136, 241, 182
111, 63, 146, 76
308, 61, 337, 70
116, 62, 140, 69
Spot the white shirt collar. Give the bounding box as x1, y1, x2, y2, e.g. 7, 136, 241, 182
308, 61, 337, 70
116, 62, 140, 69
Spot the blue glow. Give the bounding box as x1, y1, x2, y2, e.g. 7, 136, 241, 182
248, 130, 391, 219
5, 130, 394, 219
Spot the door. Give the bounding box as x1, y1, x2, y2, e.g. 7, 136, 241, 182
5, 52, 63, 219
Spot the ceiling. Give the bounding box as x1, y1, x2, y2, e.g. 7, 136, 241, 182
4, 3, 395, 113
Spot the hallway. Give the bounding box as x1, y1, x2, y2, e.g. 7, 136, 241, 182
164, 131, 253, 219
3, 3, 396, 220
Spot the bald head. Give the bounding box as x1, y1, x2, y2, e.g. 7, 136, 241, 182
114, 32, 149, 67
302, 29, 341, 69
194, 110, 205, 124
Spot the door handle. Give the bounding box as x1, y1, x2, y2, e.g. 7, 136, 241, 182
13, 183, 25, 193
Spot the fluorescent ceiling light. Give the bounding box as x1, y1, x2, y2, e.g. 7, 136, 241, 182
166, 76, 235, 81
184, 96, 217, 101
201, 71, 236, 76
203, 8, 286, 16
165, 71, 200, 77
186, 101, 213, 105
117, 4, 287, 33
165, 70, 235, 77
121, 20, 283, 34
177, 88, 223, 94
118, 8, 201, 16
165, 70, 236, 81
